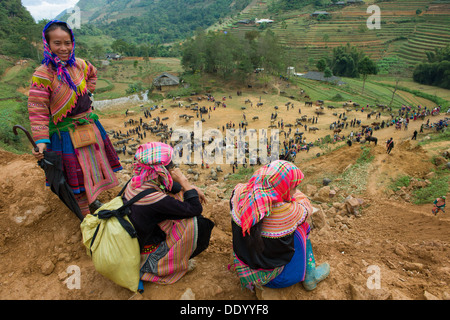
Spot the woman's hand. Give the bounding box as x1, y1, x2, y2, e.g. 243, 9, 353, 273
192, 185, 207, 205
169, 167, 193, 192
169, 167, 206, 204
169, 167, 188, 185
32, 143, 47, 161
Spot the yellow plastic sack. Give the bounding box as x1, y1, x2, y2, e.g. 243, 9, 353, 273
80, 197, 141, 292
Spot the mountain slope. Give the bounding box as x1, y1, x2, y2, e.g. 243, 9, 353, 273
74, 0, 252, 43
221, 0, 450, 71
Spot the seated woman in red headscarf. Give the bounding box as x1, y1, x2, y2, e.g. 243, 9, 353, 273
123, 142, 214, 285
230, 160, 329, 291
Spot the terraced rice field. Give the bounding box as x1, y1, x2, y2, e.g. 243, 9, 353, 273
220, 0, 450, 72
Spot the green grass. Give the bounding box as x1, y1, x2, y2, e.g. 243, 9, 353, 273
413, 172, 449, 205
224, 166, 256, 197
289, 74, 424, 108
332, 146, 374, 196
356, 146, 375, 165
0, 99, 31, 153
389, 175, 413, 191
388, 168, 449, 205
418, 130, 450, 146
93, 58, 183, 99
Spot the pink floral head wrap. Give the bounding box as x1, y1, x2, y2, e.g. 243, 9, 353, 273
131, 142, 174, 190
232, 160, 304, 236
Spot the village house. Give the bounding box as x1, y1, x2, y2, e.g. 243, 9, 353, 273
236, 19, 252, 24
311, 11, 331, 17
255, 18, 274, 24
105, 53, 122, 60
152, 72, 180, 92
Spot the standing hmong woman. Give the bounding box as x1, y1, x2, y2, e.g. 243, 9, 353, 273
230, 160, 330, 291
123, 142, 214, 285
28, 20, 122, 216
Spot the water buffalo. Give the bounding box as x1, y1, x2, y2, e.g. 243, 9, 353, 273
363, 136, 378, 145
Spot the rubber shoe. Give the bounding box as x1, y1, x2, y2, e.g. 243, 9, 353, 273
302, 262, 330, 291
302, 239, 330, 291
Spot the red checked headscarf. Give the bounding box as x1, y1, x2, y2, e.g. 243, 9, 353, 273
231, 160, 304, 236
131, 142, 174, 190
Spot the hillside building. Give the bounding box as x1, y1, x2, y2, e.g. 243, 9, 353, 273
106, 53, 122, 60
346, 0, 365, 4
255, 18, 274, 24
311, 11, 331, 17
237, 19, 252, 24
152, 72, 180, 92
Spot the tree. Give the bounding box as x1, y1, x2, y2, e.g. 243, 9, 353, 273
180, 27, 286, 79
331, 43, 365, 78
111, 39, 129, 55
91, 42, 105, 62
324, 67, 333, 81
413, 45, 450, 89
358, 56, 378, 94
316, 58, 327, 72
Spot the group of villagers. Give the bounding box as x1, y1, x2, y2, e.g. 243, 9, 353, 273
27, 20, 330, 291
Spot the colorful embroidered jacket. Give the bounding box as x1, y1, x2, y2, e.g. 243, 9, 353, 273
27, 58, 97, 144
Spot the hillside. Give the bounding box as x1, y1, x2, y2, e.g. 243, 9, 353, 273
1, 79, 449, 301
68, 0, 252, 44
220, 0, 450, 73
0, 0, 42, 60
52, 0, 450, 74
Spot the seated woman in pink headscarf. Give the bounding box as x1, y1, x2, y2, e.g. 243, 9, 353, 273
123, 142, 214, 285
230, 160, 330, 291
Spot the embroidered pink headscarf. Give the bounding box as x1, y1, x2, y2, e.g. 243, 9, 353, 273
131, 142, 174, 190
232, 160, 304, 236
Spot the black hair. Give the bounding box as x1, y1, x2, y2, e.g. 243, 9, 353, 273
164, 160, 174, 170
44, 22, 72, 44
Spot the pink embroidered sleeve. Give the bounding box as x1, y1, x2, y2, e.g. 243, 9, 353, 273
293, 191, 313, 225
85, 60, 97, 93
28, 80, 51, 143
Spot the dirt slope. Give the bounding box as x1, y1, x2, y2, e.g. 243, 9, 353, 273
1, 95, 449, 301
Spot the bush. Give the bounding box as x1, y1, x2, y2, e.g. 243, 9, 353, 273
330, 93, 344, 101
126, 81, 144, 94
147, 92, 164, 101
356, 146, 374, 165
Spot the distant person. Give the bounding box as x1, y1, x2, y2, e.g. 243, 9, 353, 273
412, 130, 418, 140
28, 20, 122, 216
386, 138, 394, 154
229, 160, 330, 291
432, 196, 446, 216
